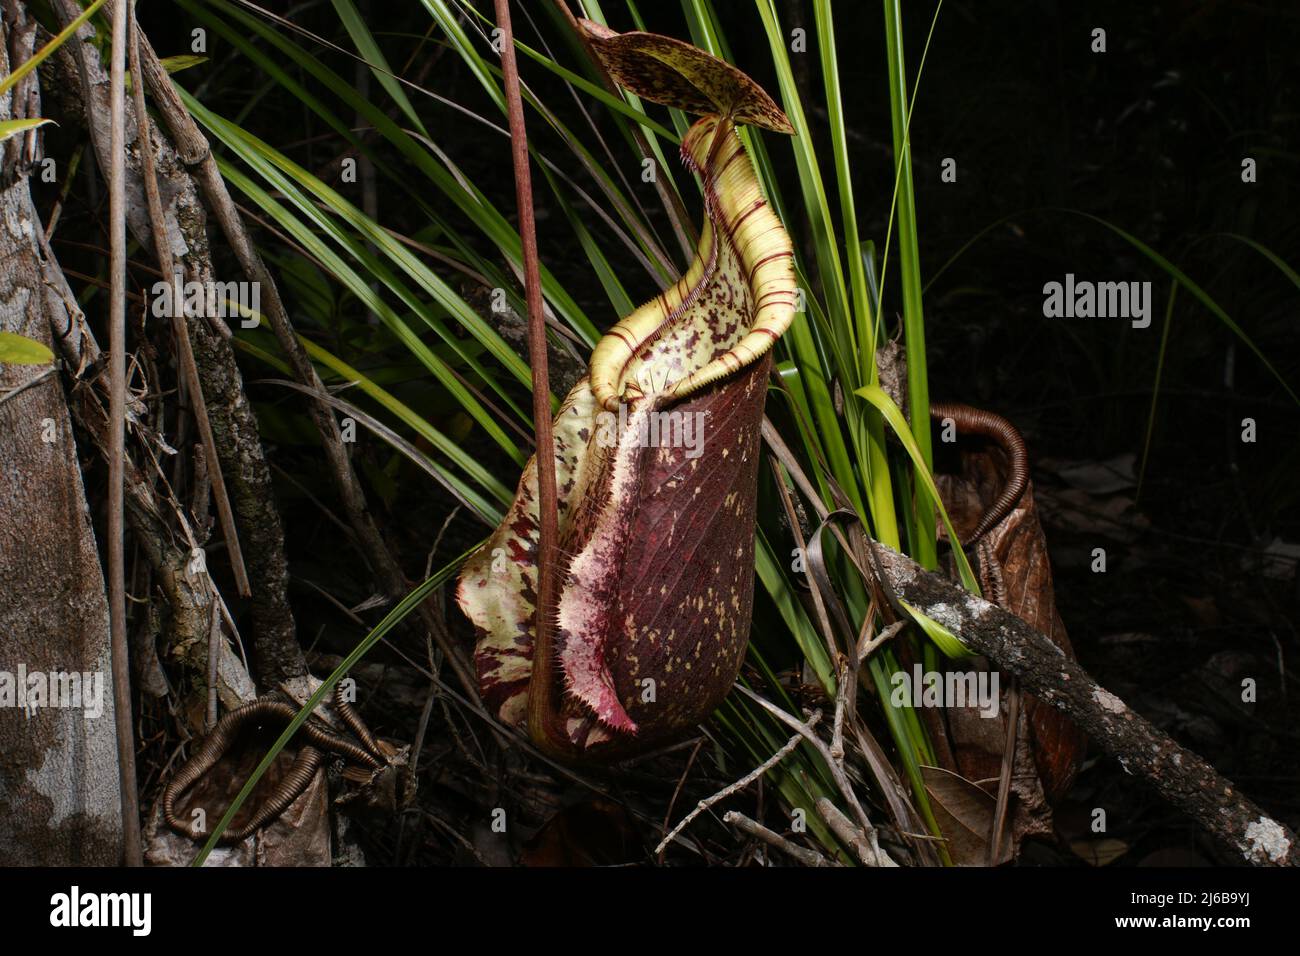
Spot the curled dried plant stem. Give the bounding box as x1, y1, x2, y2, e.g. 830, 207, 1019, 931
928, 402, 1029, 547
655, 713, 818, 857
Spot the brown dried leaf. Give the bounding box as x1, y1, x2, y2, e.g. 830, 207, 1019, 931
935, 435, 1087, 806
920, 765, 1013, 866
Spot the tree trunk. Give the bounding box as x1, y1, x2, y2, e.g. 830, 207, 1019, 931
0, 8, 123, 864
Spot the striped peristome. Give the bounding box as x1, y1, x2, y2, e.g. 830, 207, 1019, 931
589, 116, 797, 412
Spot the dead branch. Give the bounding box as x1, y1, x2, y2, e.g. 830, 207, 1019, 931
870, 539, 1298, 866
722, 811, 837, 867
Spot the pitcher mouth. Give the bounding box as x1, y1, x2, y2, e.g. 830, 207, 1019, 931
587, 115, 796, 417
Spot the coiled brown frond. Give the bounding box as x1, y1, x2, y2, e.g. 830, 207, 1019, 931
929, 402, 1030, 547
162, 685, 385, 844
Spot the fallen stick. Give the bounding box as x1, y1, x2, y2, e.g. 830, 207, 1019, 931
869, 540, 1296, 866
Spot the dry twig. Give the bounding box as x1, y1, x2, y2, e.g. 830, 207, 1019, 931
815, 797, 895, 867
655, 712, 819, 856
722, 811, 836, 867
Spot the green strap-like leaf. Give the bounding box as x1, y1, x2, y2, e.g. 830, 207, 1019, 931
0, 0, 107, 100
0, 117, 53, 144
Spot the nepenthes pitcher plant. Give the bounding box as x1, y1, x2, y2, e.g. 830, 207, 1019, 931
457, 22, 801, 760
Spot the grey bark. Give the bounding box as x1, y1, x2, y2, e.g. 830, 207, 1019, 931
0, 11, 121, 864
